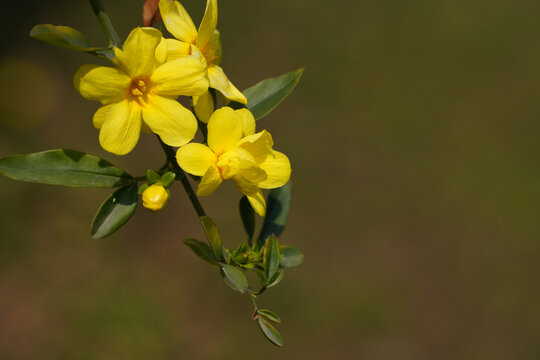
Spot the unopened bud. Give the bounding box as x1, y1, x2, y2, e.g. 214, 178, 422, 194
142, 184, 169, 212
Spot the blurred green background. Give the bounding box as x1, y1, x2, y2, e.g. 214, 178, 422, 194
2, 0, 540, 359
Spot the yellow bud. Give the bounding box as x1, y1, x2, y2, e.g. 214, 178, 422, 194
142, 184, 169, 212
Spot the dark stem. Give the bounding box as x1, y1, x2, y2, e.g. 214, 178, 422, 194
89, 0, 121, 46
157, 137, 206, 217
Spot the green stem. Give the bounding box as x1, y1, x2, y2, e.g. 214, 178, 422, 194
89, 0, 121, 46
249, 293, 258, 310
157, 137, 206, 218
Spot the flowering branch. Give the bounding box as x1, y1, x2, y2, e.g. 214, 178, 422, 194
3, 0, 306, 347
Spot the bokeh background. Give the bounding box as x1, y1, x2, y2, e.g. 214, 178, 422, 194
1, 0, 540, 359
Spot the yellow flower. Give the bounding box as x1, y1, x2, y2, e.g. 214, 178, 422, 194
176, 107, 291, 216
73, 27, 209, 155
142, 184, 170, 211
159, 0, 247, 123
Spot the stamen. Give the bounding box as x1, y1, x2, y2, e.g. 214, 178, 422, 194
137, 80, 147, 92
130, 79, 149, 98
131, 88, 144, 96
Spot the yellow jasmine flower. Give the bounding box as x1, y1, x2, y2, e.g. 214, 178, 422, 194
159, 0, 247, 123
73, 27, 209, 155
176, 107, 291, 216
142, 184, 170, 211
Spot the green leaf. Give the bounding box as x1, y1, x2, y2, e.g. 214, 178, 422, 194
182, 238, 218, 265
220, 264, 249, 293
201, 216, 224, 260
30, 24, 113, 59
254, 269, 266, 285
160, 172, 176, 187
92, 48, 115, 60
90, 183, 138, 239
257, 317, 283, 347
263, 235, 280, 282
233, 68, 303, 121
239, 196, 255, 243
267, 270, 284, 288
30, 24, 91, 50
279, 245, 304, 268
258, 181, 292, 245
146, 170, 160, 183
0, 149, 132, 188
257, 309, 281, 324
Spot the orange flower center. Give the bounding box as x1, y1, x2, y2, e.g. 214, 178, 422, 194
129, 79, 150, 97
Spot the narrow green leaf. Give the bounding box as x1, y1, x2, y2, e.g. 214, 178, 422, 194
257, 318, 283, 347
160, 171, 176, 187
239, 196, 255, 243
201, 216, 223, 260
30, 24, 91, 50
267, 271, 284, 288
146, 170, 160, 183
90, 183, 138, 239
264, 235, 280, 282
279, 245, 304, 268
232, 68, 304, 121
258, 309, 282, 324
30, 25, 114, 60
220, 264, 249, 293
258, 181, 292, 245
0, 149, 132, 188
182, 238, 218, 265
92, 48, 115, 60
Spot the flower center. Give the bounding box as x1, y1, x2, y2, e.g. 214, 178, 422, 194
199, 44, 218, 66
130, 79, 149, 97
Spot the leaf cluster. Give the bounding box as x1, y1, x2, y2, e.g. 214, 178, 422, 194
180, 185, 303, 346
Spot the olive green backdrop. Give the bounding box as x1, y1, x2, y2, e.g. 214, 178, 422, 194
1, 0, 540, 359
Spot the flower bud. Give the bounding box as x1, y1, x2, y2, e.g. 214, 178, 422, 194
142, 184, 169, 212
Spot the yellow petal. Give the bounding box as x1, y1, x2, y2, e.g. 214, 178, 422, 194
197, 164, 223, 196
193, 90, 214, 123
240, 167, 267, 185
234, 173, 259, 194
197, 0, 218, 49
176, 142, 217, 176
246, 189, 266, 217
237, 130, 274, 163
165, 38, 191, 60
208, 65, 246, 104
207, 107, 243, 154
99, 100, 142, 155
258, 150, 291, 189
189, 44, 207, 66
235, 108, 255, 136
152, 56, 209, 96
92, 104, 114, 129
217, 146, 258, 180
142, 94, 197, 147
73, 64, 130, 104
159, 0, 197, 43
113, 27, 162, 78
155, 37, 169, 64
